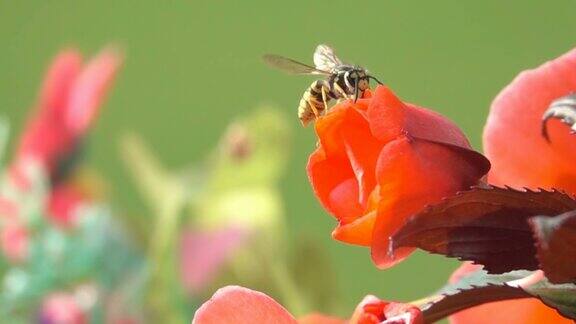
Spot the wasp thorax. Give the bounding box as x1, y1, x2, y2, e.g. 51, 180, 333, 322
342, 68, 370, 94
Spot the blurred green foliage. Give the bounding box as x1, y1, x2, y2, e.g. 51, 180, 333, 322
0, 153, 146, 322
2, 0, 576, 317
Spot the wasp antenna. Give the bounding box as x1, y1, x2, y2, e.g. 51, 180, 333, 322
369, 76, 384, 85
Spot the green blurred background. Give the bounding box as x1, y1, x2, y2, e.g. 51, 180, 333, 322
2, 0, 576, 317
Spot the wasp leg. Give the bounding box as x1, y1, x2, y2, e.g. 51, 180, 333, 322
333, 83, 349, 100
321, 83, 329, 112
306, 97, 320, 119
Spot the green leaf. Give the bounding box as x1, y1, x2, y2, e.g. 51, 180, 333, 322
0, 205, 146, 317
193, 107, 291, 237
119, 132, 186, 216
288, 237, 339, 314
422, 268, 576, 322
204, 107, 291, 192
528, 279, 576, 319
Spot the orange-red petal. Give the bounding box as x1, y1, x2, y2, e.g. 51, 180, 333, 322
298, 313, 345, 324
332, 209, 377, 246
450, 299, 572, 324
371, 137, 489, 268
366, 86, 472, 148
308, 100, 383, 224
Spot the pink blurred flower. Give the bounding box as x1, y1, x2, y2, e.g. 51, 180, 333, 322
192, 286, 422, 324
9, 47, 122, 226
0, 196, 28, 262
48, 184, 85, 227
179, 227, 249, 294
40, 292, 86, 324
15, 47, 122, 174
0, 221, 28, 263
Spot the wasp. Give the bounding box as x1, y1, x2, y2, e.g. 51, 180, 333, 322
263, 44, 382, 126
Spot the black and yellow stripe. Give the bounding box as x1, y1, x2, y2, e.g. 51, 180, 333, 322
298, 80, 330, 126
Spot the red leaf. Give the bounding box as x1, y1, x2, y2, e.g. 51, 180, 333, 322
391, 186, 576, 273
530, 211, 576, 284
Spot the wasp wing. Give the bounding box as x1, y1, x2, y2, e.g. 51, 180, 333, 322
262, 54, 328, 75
313, 44, 343, 72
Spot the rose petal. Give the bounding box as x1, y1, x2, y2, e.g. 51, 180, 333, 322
298, 313, 345, 324
332, 210, 377, 246
449, 299, 572, 324
192, 286, 297, 324
371, 137, 489, 268
365, 87, 407, 142
308, 147, 357, 219
484, 47, 576, 194
327, 178, 364, 223
367, 86, 472, 149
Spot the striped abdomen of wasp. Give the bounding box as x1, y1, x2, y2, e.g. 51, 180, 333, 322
298, 80, 331, 126
263, 44, 382, 126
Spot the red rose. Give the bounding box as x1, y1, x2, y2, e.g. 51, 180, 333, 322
307, 85, 490, 267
